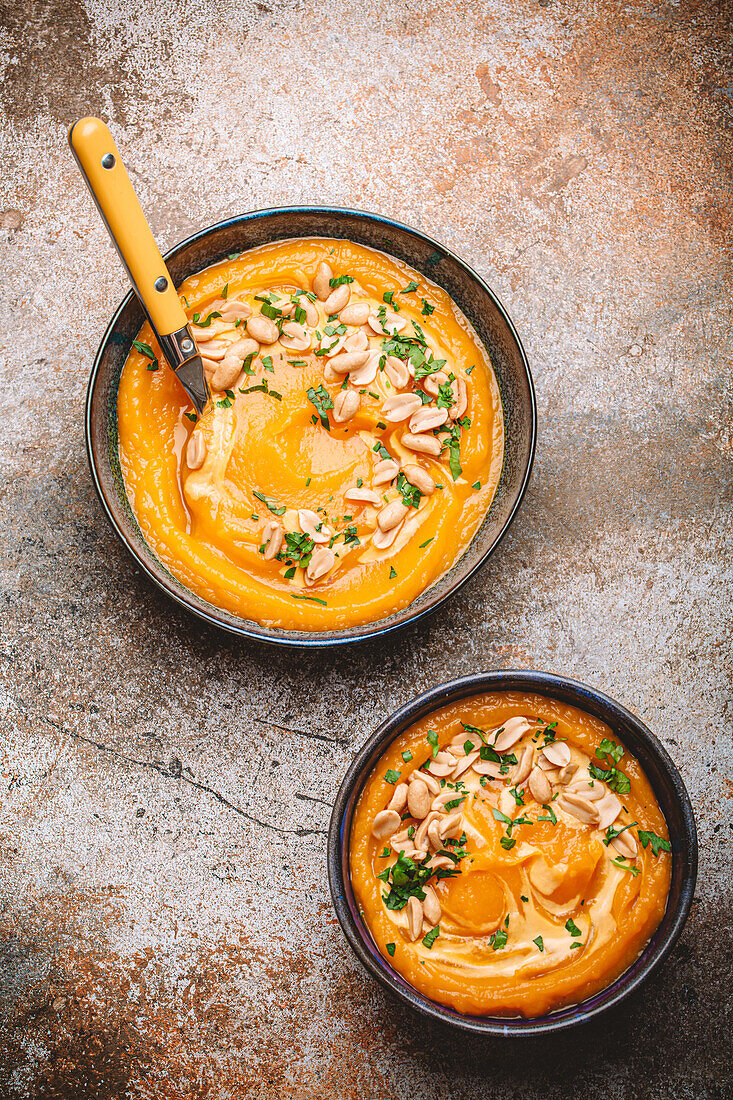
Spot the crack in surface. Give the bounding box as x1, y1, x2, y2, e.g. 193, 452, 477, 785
43, 718, 326, 838
295, 791, 333, 808
254, 716, 349, 746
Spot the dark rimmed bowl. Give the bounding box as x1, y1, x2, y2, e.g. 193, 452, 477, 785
86, 207, 536, 647
328, 670, 697, 1036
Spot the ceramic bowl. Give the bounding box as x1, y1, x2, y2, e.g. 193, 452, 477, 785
86, 207, 536, 646
328, 670, 697, 1035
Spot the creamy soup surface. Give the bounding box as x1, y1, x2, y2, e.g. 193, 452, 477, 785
117, 238, 504, 630
350, 692, 672, 1018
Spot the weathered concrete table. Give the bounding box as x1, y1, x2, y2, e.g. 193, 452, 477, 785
1, 0, 730, 1096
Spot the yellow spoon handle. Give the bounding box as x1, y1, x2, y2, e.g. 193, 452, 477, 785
68, 116, 187, 337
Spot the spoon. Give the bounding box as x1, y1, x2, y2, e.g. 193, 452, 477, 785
68, 117, 210, 415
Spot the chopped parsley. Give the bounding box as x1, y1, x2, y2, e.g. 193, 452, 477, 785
565, 918, 582, 937
184, 412, 197, 423
386, 942, 396, 957
436, 381, 455, 409
262, 355, 274, 372
329, 274, 354, 288
538, 804, 557, 825
240, 351, 256, 376
637, 829, 671, 856
420, 299, 434, 315
489, 929, 507, 950
422, 924, 440, 948
413, 357, 446, 381
306, 384, 334, 429
611, 857, 641, 876
427, 730, 439, 758
380, 851, 459, 912
216, 389, 236, 408
278, 531, 315, 568
500, 836, 516, 850
132, 340, 160, 371
192, 310, 222, 327
389, 566, 397, 579
419, 537, 433, 548
252, 490, 286, 516
589, 737, 631, 794
240, 379, 282, 400
603, 820, 638, 846
396, 472, 422, 509
290, 593, 327, 606
443, 422, 463, 480
534, 935, 544, 952
254, 298, 281, 320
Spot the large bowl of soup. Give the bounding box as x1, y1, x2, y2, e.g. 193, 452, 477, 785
86, 208, 535, 646
328, 670, 697, 1034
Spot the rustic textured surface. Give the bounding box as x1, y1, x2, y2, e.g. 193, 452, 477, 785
0, 0, 731, 1096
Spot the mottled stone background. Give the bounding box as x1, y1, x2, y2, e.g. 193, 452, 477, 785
0, 0, 731, 1096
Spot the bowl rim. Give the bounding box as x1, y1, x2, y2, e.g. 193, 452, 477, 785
327, 669, 698, 1036
85, 205, 537, 648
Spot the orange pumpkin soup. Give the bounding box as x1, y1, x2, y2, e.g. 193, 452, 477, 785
117, 239, 503, 630
350, 692, 672, 1017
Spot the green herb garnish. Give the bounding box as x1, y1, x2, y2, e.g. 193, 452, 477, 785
132, 339, 160, 371
603, 820, 638, 846
216, 389, 235, 408
252, 490, 286, 515
422, 924, 440, 949
589, 738, 631, 794
637, 829, 671, 855
306, 384, 334, 430
611, 857, 641, 876
538, 804, 557, 825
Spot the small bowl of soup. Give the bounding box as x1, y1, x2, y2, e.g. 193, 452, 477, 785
86, 208, 535, 646
328, 671, 697, 1034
